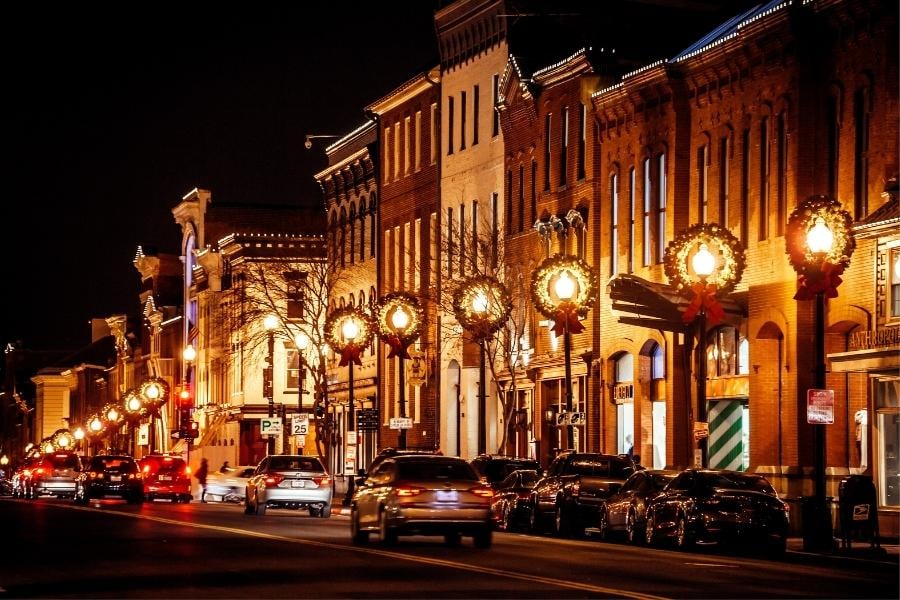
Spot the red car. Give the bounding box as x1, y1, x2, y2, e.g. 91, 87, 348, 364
139, 454, 192, 502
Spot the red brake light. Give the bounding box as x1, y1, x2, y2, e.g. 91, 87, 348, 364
264, 474, 284, 488
395, 486, 424, 497
469, 486, 494, 498
184, 466, 192, 476
142, 465, 151, 474
312, 475, 331, 487
34, 468, 45, 476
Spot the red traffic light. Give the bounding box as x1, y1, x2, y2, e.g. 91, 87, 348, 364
178, 385, 194, 407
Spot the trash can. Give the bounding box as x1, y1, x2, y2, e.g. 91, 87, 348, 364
801, 496, 834, 552
838, 475, 880, 549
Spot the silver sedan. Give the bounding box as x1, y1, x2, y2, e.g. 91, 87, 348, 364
244, 455, 332, 517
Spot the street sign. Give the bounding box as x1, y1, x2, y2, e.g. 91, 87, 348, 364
693, 421, 709, 440
292, 414, 309, 436
807, 389, 835, 424
390, 417, 413, 430
357, 408, 380, 431
554, 412, 584, 426
261, 417, 283, 436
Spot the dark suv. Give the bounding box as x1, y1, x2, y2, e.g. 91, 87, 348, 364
469, 455, 540, 488
75, 454, 144, 504
27, 451, 82, 499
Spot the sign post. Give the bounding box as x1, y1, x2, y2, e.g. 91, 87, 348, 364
807, 389, 835, 425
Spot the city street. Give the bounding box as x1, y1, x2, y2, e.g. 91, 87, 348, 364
2, 498, 896, 599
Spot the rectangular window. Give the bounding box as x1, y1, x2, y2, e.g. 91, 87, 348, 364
491, 192, 499, 269
611, 173, 619, 276
404, 221, 413, 290
359, 210, 365, 263
741, 129, 750, 246
643, 157, 651, 267
506, 170, 513, 237
404, 116, 411, 175
559, 107, 569, 186
719, 136, 730, 228
697, 144, 708, 223
394, 225, 401, 291
447, 96, 455, 155
544, 114, 552, 191
531, 160, 537, 227
577, 103, 586, 180
471, 200, 478, 271
383, 126, 391, 183
446, 207, 454, 277
472, 84, 480, 146
286, 271, 307, 319
776, 113, 787, 236
492, 74, 500, 137
892, 248, 900, 318
657, 153, 667, 263
628, 167, 635, 273
759, 116, 770, 241
430, 103, 438, 165
414, 111, 422, 172
430, 212, 438, 289
826, 95, 839, 199
384, 229, 392, 288
854, 87, 870, 218
393, 122, 401, 181
414, 219, 422, 291
459, 203, 466, 277
286, 349, 300, 389
460, 90, 467, 150
370, 205, 377, 258
518, 165, 525, 232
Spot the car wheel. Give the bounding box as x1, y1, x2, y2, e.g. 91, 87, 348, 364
444, 532, 461, 546
243, 495, 254, 515
499, 502, 511, 531
553, 499, 569, 537
528, 498, 542, 533
597, 507, 609, 541
308, 506, 320, 517
473, 527, 492, 549
320, 504, 332, 518
350, 507, 369, 544
624, 508, 636, 544
768, 535, 787, 557
645, 513, 657, 546
379, 509, 397, 545
257, 496, 267, 516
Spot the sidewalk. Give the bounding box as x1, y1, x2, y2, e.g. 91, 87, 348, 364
786, 537, 899, 569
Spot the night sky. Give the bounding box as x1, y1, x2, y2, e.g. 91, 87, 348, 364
2, 1, 759, 352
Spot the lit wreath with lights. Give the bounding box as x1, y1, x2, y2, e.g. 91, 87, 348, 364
530, 255, 599, 335
452, 275, 512, 340
101, 403, 124, 435
139, 377, 170, 412
86, 413, 106, 438
374, 292, 424, 359
325, 305, 374, 366
786, 195, 856, 300
50, 428, 75, 451
122, 389, 146, 421
663, 223, 745, 326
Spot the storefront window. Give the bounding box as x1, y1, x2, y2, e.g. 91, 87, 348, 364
876, 378, 899, 507
614, 353, 634, 455
891, 249, 900, 318
706, 326, 747, 377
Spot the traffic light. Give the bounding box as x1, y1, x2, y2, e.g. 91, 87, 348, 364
178, 384, 194, 408
179, 407, 193, 429
186, 421, 200, 439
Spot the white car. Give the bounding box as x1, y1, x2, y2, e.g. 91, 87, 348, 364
205, 466, 256, 503
244, 455, 333, 517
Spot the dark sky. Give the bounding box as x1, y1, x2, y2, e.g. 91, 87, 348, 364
2, 1, 759, 352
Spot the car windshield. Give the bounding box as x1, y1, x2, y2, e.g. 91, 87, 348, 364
397, 460, 478, 481
268, 457, 324, 472
46, 454, 79, 469
92, 457, 135, 472
481, 459, 539, 482
649, 473, 676, 489
701, 472, 775, 494
569, 456, 632, 478
517, 471, 540, 487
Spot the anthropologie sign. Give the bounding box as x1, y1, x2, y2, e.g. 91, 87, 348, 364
807, 389, 835, 424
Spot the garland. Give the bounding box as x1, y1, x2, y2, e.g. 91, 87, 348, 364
786, 195, 855, 300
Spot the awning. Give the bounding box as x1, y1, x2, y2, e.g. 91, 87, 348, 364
607, 274, 746, 333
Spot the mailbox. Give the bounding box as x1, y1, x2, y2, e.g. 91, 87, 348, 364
838, 474, 880, 549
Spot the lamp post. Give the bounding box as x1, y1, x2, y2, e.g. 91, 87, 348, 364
375, 292, 424, 451
181, 344, 196, 460
264, 314, 279, 456
787, 195, 855, 552
138, 378, 170, 455
73, 427, 85, 456
325, 305, 374, 505
530, 255, 598, 451
664, 223, 744, 468
452, 276, 512, 455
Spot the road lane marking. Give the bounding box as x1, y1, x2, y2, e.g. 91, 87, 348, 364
61, 504, 669, 599
684, 562, 738, 568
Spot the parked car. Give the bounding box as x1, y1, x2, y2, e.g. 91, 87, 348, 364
26, 451, 83, 499
350, 455, 494, 548
469, 455, 540, 488
139, 454, 192, 502
11, 456, 41, 498
206, 465, 256, 503
594, 469, 679, 543
643, 469, 789, 554
490, 469, 540, 531
529, 451, 641, 537
75, 455, 144, 504
363, 447, 441, 481
244, 455, 332, 517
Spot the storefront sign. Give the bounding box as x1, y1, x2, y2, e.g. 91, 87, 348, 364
807, 389, 835, 424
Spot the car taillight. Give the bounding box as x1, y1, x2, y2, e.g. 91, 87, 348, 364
33, 468, 45, 477
142, 466, 152, 475
313, 475, 331, 487
185, 466, 192, 476
89, 471, 101, 479
264, 474, 285, 488
469, 486, 494, 498
395, 486, 425, 497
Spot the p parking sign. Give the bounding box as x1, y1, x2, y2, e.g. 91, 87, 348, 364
261, 417, 283, 436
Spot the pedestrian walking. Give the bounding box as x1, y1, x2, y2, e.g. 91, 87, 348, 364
195, 458, 209, 503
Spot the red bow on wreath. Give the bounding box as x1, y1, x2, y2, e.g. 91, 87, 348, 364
339, 344, 363, 367
551, 301, 585, 335
385, 335, 412, 359
682, 282, 725, 326
794, 262, 844, 301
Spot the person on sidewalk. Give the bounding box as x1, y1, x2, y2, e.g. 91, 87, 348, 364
195, 458, 209, 503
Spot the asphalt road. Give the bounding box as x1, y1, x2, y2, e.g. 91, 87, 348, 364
1, 498, 896, 599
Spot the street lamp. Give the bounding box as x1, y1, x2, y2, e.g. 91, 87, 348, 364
787, 195, 856, 552
375, 292, 424, 451
73, 426, 85, 455
530, 255, 598, 450
452, 275, 512, 455
325, 305, 374, 505
664, 223, 744, 467
264, 314, 279, 456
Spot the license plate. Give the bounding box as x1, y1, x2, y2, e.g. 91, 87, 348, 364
436, 490, 458, 502
111, 475, 122, 482
291, 480, 306, 488
159, 475, 171, 481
